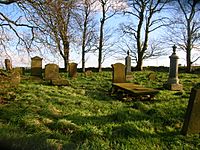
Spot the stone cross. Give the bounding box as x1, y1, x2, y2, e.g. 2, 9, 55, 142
68, 63, 78, 78
5, 59, 12, 71
44, 64, 59, 80
164, 45, 183, 90
182, 88, 200, 135
111, 63, 126, 83
31, 56, 43, 77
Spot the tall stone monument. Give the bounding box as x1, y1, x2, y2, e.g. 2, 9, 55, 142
5, 59, 12, 71
182, 88, 200, 135
111, 63, 126, 83
125, 51, 133, 81
31, 56, 43, 77
164, 45, 183, 91
69, 63, 78, 78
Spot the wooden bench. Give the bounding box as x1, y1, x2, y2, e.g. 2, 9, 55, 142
112, 83, 159, 100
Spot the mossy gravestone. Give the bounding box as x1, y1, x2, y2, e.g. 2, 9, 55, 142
5, 59, 12, 71
31, 56, 43, 77
69, 63, 78, 78
111, 63, 126, 83
182, 88, 200, 135
45, 64, 59, 80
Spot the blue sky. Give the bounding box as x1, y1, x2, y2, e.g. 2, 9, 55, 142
0, 2, 199, 68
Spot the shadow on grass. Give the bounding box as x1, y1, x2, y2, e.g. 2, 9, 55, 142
0, 132, 57, 150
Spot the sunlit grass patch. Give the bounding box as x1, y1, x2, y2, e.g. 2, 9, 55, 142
0, 71, 200, 149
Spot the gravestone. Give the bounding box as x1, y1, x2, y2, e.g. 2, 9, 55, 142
5, 59, 12, 71
45, 64, 59, 80
111, 63, 126, 83
182, 88, 200, 135
13, 67, 25, 75
31, 56, 43, 77
10, 71, 21, 86
69, 63, 78, 78
84, 70, 92, 77
125, 51, 133, 81
148, 72, 156, 81
164, 45, 183, 91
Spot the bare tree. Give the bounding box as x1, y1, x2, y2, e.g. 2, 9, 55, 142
0, 0, 36, 59
121, 0, 170, 71
18, 0, 78, 70
75, 0, 98, 72
166, 0, 200, 72
97, 0, 125, 72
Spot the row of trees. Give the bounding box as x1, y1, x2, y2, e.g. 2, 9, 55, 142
0, 0, 200, 72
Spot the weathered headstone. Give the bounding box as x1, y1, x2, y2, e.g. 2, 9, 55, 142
10, 71, 21, 86
182, 88, 200, 135
125, 51, 133, 81
31, 56, 43, 77
5, 59, 12, 71
84, 70, 92, 77
164, 45, 183, 91
69, 63, 78, 78
13, 67, 25, 75
148, 72, 156, 81
45, 64, 59, 80
111, 63, 126, 83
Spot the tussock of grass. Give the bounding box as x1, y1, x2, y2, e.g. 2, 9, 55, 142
0, 71, 200, 149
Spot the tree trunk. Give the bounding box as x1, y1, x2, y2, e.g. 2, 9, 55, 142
186, 48, 192, 72
82, 48, 85, 72
98, 19, 104, 72
135, 53, 143, 71
186, 20, 192, 73
63, 41, 70, 71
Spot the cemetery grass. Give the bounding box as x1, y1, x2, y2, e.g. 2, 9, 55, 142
0, 71, 200, 150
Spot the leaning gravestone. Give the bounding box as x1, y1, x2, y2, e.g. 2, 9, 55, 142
111, 63, 126, 83
5, 59, 12, 71
45, 64, 59, 80
31, 56, 43, 77
69, 63, 78, 78
181, 88, 200, 135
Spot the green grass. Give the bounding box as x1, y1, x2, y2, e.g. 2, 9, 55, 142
0, 71, 200, 150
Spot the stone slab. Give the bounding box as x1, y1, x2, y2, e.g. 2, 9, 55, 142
164, 83, 183, 91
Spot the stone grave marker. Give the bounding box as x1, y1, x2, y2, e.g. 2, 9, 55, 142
10, 71, 21, 86
148, 72, 156, 81
31, 56, 43, 77
13, 67, 25, 75
5, 59, 12, 71
125, 51, 133, 81
69, 63, 78, 78
111, 63, 126, 83
84, 70, 92, 77
164, 45, 183, 91
45, 64, 59, 80
182, 88, 200, 135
